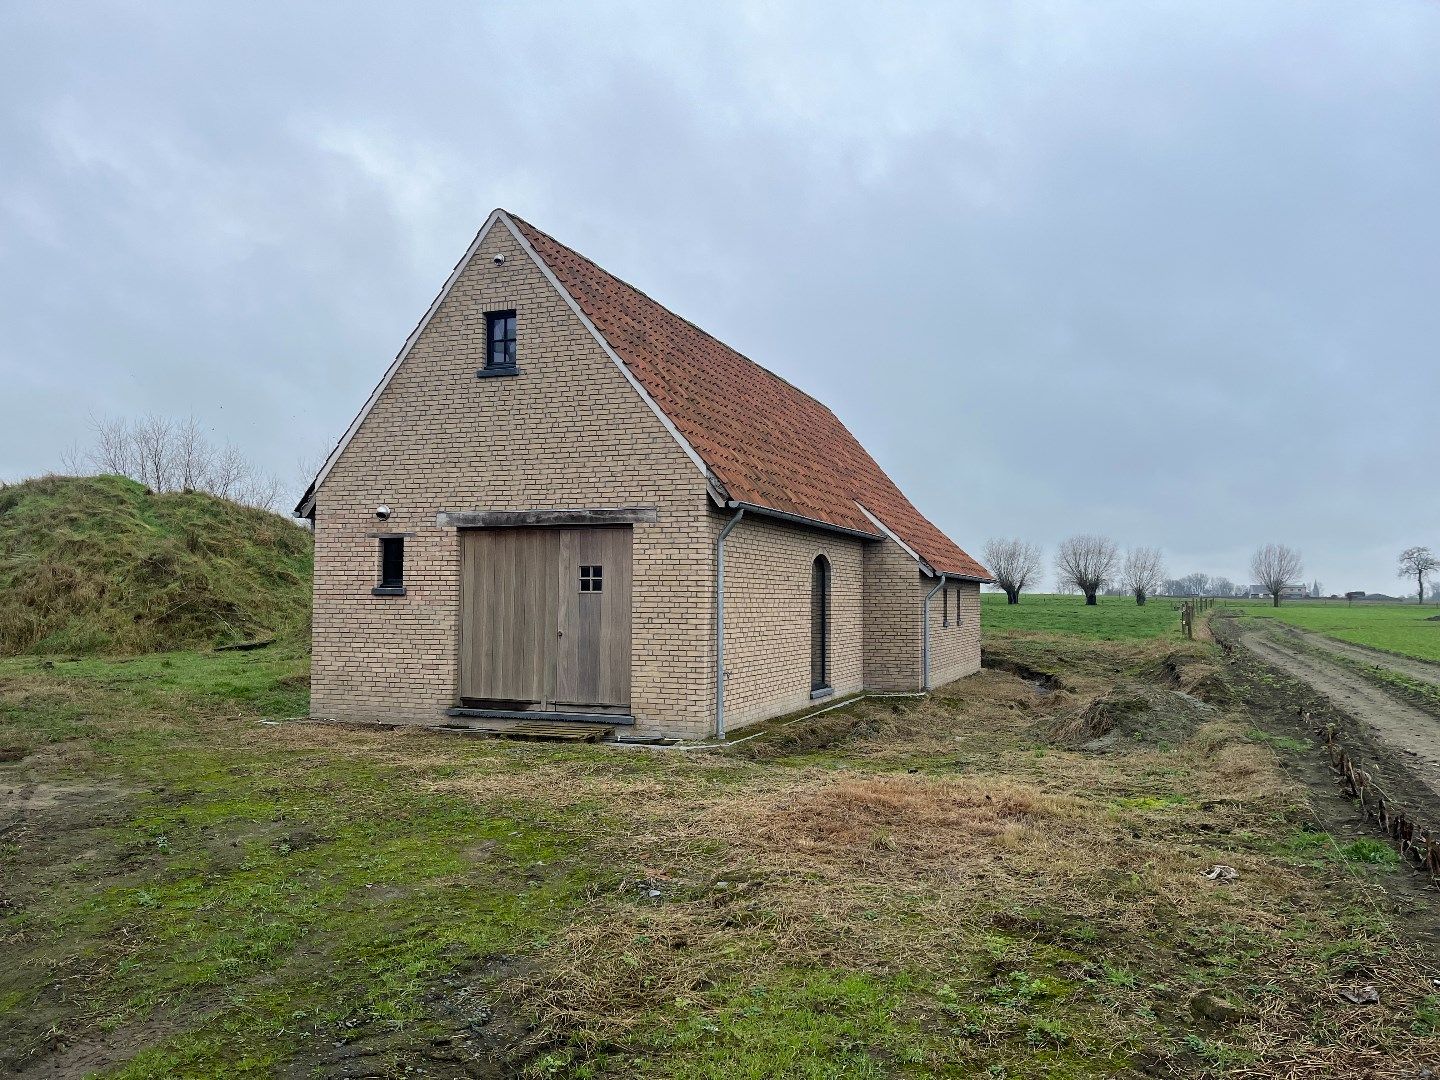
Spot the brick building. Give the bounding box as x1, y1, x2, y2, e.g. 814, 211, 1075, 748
296, 210, 990, 739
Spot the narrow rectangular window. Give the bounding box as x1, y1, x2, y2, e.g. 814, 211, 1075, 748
942, 586, 949, 627
378, 536, 404, 591
486, 310, 517, 369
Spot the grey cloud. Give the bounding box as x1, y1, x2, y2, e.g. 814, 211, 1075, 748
2, 0, 1437, 592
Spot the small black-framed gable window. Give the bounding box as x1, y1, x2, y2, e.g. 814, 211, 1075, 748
379, 537, 404, 590
486, 310, 517, 369
579, 565, 603, 592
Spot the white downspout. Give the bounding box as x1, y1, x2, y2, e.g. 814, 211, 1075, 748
715, 508, 745, 738
922, 575, 946, 691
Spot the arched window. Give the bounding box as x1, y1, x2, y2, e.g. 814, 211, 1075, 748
811, 555, 830, 692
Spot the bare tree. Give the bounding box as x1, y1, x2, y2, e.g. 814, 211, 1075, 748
1178, 572, 1210, 597
88, 415, 139, 478
1121, 547, 1164, 606
1055, 534, 1118, 606
1210, 576, 1237, 598
982, 538, 1043, 604
65, 413, 282, 511
1398, 547, 1439, 606
1250, 544, 1303, 607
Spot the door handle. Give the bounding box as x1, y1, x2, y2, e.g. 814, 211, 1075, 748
557, 629, 564, 637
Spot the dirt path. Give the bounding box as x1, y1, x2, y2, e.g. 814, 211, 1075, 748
1264, 621, 1440, 688
1237, 625, 1440, 799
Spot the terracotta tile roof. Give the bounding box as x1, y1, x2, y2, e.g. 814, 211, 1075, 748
510, 212, 991, 581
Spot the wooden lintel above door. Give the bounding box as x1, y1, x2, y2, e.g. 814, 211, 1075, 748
438, 508, 656, 529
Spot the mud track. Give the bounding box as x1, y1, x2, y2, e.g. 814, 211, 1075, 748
1266, 621, 1440, 690
1227, 619, 1440, 800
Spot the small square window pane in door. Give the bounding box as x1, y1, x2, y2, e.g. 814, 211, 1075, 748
579, 565, 603, 592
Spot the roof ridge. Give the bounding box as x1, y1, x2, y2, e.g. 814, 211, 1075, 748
503, 210, 834, 413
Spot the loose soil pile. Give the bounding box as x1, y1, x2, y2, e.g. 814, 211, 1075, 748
1045, 683, 1219, 751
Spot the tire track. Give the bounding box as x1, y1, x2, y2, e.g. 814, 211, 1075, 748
1269, 623, 1440, 689
1239, 628, 1440, 800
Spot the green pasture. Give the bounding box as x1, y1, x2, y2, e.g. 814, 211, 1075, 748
1235, 599, 1440, 664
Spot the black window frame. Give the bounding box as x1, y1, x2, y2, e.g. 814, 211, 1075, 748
942, 586, 950, 628
811, 554, 831, 694
374, 536, 406, 596
484, 309, 518, 372
579, 564, 603, 593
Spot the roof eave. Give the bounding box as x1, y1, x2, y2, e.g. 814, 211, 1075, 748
722, 500, 883, 542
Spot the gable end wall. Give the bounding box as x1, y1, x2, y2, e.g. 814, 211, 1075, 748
310, 221, 715, 736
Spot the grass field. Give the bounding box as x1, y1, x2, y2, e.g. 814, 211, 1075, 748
5, 630, 1439, 1075
980, 592, 1184, 641
1233, 599, 1440, 663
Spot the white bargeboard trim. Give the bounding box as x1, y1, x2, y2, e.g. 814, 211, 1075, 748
499, 212, 712, 483
295, 210, 505, 517
855, 502, 931, 574
295, 208, 712, 518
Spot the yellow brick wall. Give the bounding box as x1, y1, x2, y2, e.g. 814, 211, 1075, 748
926, 579, 983, 687
311, 219, 717, 737
717, 513, 865, 730
309, 214, 985, 739
862, 540, 924, 690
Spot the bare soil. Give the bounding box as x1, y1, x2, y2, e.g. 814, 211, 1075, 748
1227, 619, 1440, 799
1212, 617, 1440, 948
1270, 623, 1440, 690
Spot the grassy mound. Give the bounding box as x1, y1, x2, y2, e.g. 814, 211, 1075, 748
0, 474, 312, 655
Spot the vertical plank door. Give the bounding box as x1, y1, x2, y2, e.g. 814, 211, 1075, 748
459, 528, 559, 702
554, 527, 632, 707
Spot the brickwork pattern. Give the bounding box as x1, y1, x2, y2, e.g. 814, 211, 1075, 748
926, 580, 983, 687
862, 541, 924, 691
718, 514, 865, 730
310, 217, 985, 739
311, 221, 717, 736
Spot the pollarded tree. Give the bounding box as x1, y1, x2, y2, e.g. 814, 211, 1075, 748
983, 537, 1043, 605
1398, 547, 1439, 606
1250, 544, 1303, 608
1055, 534, 1119, 606
1121, 547, 1164, 606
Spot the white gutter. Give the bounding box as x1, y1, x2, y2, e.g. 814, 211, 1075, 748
715, 508, 746, 738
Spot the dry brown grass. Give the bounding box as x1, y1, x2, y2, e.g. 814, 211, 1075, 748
193, 660, 1440, 1075
736, 773, 1078, 872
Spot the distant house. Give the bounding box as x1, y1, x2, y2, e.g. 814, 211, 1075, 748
296, 210, 991, 739
1245, 583, 1309, 599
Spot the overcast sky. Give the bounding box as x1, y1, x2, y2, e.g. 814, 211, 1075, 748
3, 2, 1438, 593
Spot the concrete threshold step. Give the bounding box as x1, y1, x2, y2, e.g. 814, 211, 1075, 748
446, 707, 635, 726
435, 719, 616, 743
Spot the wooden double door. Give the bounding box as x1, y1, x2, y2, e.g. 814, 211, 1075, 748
459, 526, 632, 709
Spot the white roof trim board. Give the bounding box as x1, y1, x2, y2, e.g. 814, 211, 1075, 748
295, 210, 502, 517
295, 210, 712, 517
855, 502, 928, 572
500, 213, 714, 485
